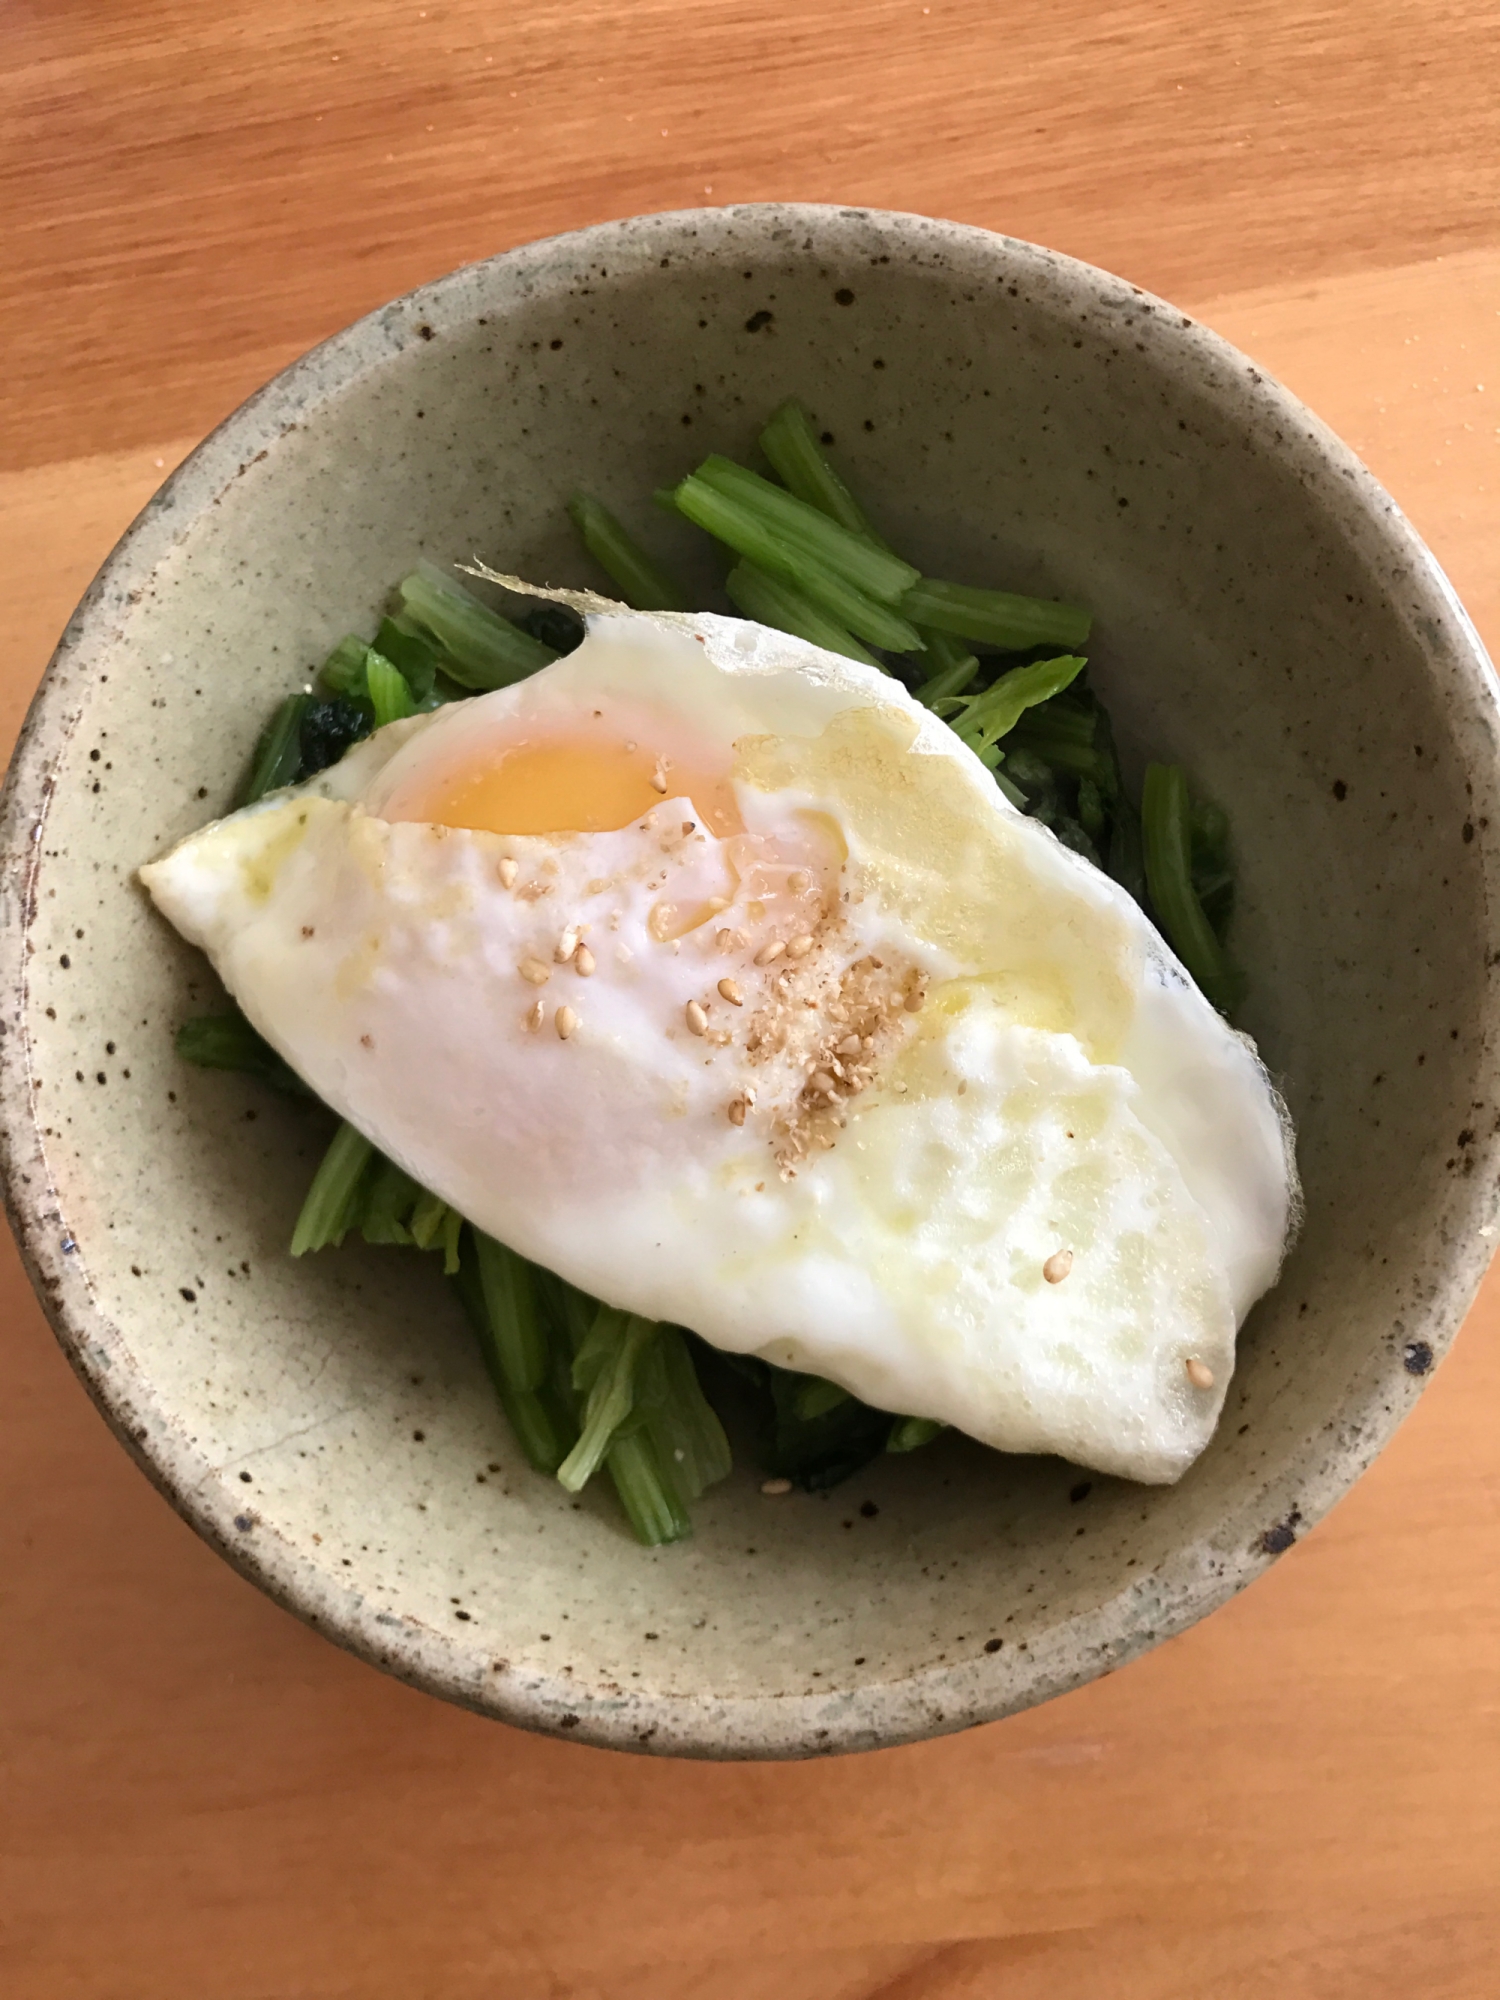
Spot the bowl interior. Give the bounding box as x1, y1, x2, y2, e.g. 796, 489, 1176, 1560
6, 207, 1498, 1757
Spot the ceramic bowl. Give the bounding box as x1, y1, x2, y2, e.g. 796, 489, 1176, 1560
4, 205, 1497, 1759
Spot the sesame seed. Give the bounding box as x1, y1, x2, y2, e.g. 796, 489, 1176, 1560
760, 1477, 793, 1496
716, 927, 736, 950
837, 1035, 863, 1057
685, 1000, 708, 1036
1043, 1249, 1073, 1284
650, 770, 669, 794
555, 927, 580, 963
718, 978, 744, 1006
573, 945, 596, 977
728, 1097, 748, 1126
904, 986, 927, 1013
787, 934, 815, 958
787, 870, 811, 892
681, 821, 695, 836
519, 957, 551, 986
497, 857, 519, 888
1186, 1357, 1215, 1389
809, 1070, 838, 1095
525, 1000, 544, 1032
556, 1005, 579, 1040
755, 939, 786, 965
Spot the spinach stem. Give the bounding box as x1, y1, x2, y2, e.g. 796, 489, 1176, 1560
567, 493, 688, 611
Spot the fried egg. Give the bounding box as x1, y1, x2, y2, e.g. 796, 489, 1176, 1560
141, 607, 1297, 1483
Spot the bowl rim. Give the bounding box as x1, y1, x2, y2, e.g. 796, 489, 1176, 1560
4, 200, 1498, 1759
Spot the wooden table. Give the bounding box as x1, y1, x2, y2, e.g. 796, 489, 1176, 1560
5, 6, 1499, 1993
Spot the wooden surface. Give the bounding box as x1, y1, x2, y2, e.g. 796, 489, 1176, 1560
4, 5, 1500, 1994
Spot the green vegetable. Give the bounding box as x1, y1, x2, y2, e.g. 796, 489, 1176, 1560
639, 1325, 732, 1499
289, 1121, 375, 1255
408, 1187, 450, 1251
602, 1425, 692, 1545
938, 656, 1087, 759
472, 1230, 550, 1394
917, 624, 981, 685
365, 648, 417, 728
567, 492, 688, 611
1141, 763, 1245, 1015
670, 475, 925, 654
992, 764, 1028, 811
359, 1156, 421, 1245
917, 649, 981, 707
901, 577, 1092, 653
174, 1011, 310, 1096
397, 562, 556, 688
558, 1308, 659, 1493
692, 455, 919, 604
887, 1415, 945, 1453
241, 693, 312, 806
1007, 694, 1113, 784
372, 617, 441, 699
318, 635, 373, 699
761, 1363, 899, 1490
451, 1242, 575, 1474
792, 1375, 852, 1422
758, 399, 879, 539
724, 562, 879, 666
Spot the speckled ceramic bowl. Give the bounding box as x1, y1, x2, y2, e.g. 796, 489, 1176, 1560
4, 205, 1498, 1759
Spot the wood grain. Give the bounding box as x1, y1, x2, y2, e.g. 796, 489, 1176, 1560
4, 6, 1500, 1995
6, 0, 1500, 471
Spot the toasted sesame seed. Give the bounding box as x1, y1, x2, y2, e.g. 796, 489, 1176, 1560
525, 1000, 544, 1032
787, 870, 811, 893
555, 1005, 579, 1040
685, 1000, 708, 1036
787, 934, 815, 958
728, 1096, 749, 1126
681, 821, 695, 836
555, 927, 580, 963
760, 1477, 793, 1496
755, 939, 786, 965
497, 857, 519, 888
1186, 1357, 1215, 1390
718, 978, 744, 1006
650, 769, 669, 794
519, 956, 551, 986
837, 1035, 864, 1057
573, 945, 596, 977
1043, 1249, 1073, 1284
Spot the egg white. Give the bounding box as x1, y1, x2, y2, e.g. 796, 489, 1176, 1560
141, 609, 1297, 1483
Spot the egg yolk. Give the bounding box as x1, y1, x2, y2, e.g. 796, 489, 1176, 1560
389, 723, 743, 838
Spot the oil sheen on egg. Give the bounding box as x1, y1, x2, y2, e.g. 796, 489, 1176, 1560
141, 608, 1298, 1483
